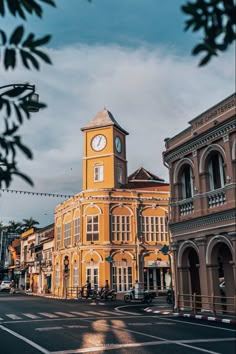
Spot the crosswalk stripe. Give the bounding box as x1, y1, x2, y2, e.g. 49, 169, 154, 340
70, 312, 92, 317
38, 312, 59, 318
5, 314, 22, 320
86, 311, 107, 316
22, 313, 40, 319
54, 312, 76, 317
100, 310, 124, 316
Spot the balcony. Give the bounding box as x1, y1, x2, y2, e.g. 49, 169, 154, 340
178, 198, 194, 216
207, 189, 226, 208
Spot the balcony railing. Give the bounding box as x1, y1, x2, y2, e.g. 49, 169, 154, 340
207, 189, 226, 208
178, 198, 194, 216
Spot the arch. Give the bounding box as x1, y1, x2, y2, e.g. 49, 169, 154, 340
110, 204, 133, 215
173, 158, 194, 184
177, 240, 199, 268
206, 235, 234, 265
73, 208, 80, 219
83, 203, 102, 216
111, 250, 134, 260
140, 206, 168, 216
82, 250, 103, 263
199, 144, 226, 173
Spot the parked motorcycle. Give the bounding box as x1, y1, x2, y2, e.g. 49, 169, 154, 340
124, 288, 152, 304
96, 288, 117, 301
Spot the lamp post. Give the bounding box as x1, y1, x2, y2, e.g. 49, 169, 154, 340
0, 83, 40, 112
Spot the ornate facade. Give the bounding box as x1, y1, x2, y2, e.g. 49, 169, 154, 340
163, 93, 236, 312
53, 110, 170, 297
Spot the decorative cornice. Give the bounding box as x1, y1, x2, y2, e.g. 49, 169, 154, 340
170, 208, 236, 233
165, 118, 235, 163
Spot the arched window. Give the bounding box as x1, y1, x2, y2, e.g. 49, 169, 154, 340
181, 165, 193, 199
208, 152, 225, 190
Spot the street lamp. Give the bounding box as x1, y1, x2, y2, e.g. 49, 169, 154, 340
0, 84, 40, 113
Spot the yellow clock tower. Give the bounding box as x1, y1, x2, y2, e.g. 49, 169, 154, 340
81, 109, 129, 190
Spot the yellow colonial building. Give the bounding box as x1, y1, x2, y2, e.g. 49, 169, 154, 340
52, 110, 170, 297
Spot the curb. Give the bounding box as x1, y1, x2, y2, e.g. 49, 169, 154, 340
144, 307, 236, 325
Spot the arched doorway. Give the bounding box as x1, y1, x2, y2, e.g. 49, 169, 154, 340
179, 245, 201, 309
209, 240, 234, 311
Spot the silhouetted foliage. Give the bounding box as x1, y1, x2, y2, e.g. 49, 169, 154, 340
182, 0, 236, 65
0, 0, 55, 189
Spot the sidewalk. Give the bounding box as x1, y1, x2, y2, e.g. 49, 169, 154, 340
144, 297, 236, 325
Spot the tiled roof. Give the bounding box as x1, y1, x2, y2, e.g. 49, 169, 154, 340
128, 167, 165, 182
81, 109, 129, 135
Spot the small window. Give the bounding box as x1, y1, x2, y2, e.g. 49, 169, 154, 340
208, 152, 225, 190
86, 215, 99, 242
117, 165, 123, 183
94, 165, 103, 182
181, 165, 193, 199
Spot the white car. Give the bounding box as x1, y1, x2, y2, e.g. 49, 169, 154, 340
0, 280, 11, 292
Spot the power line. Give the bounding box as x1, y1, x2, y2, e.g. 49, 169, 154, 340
0, 188, 73, 199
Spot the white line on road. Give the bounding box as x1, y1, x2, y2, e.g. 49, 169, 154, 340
5, 314, 22, 320
54, 312, 76, 317
22, 313, 40, 319
0, 325, 50, 354
100, 311, 124, 316
39, 312, 59, 318
114, 305, 140, 316
85, 311, 107, 316
69, 312, 92, 317
36, 326, 63, 331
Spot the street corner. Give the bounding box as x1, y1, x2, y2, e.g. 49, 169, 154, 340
144, 307, 174, 315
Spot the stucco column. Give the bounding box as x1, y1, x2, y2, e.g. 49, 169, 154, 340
195, 237, 210, 311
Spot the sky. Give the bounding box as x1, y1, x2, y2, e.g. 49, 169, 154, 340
0, 0, 235, 227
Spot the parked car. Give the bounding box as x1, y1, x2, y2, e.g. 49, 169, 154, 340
0, 280, 11, 292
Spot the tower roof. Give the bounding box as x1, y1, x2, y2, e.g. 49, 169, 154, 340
81, 109, 129, 135
128, 167, 164, 182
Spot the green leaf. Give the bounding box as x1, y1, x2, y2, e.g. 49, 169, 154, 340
10, 25, 24, 45
0, 0, 5, 16
32, 34, 51, 47
13, 103, 23, 124
192, 43, 207, 55
12, 171, 34, 187
0, 30, 7, 45
14, 136, 33, 159
22, 33, 35, 47
20, 49, 40, 70
32, 48, 52, 64
199, 53, 212, 66
40, 0, 56, 7
4, 48, 16, 69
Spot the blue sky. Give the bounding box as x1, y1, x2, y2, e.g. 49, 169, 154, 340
0, 0, 234, 226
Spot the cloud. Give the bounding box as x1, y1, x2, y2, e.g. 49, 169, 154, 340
0, 44, 234, 226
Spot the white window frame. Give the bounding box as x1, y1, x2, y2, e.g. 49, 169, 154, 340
142, 216, 168, 242
64, 222, 72, 247
74, 218, 80, 244
86, 215, 99, 242
94, 165, 104, 182
56, 226, 61, 250
86, 266, 99, 288
112, 265, 132, 292
181, 165, 193, 199
73, 267, 79, 287
117, 165, 123, 184
208, 153, 225, 191
112, 215, 131, 242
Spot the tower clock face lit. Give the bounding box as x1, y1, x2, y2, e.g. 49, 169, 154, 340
115, 136, 122, 153
91, 134, 107, 151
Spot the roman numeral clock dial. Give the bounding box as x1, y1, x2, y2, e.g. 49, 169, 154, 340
91, 134, 107, 151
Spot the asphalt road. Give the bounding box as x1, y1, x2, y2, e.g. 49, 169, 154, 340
0, 293, 235, 354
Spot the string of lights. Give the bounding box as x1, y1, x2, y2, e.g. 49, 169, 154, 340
0, 188, 73, 199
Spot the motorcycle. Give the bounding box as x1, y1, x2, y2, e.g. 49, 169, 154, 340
97, 288, 117, 301
124, 288, 152, 304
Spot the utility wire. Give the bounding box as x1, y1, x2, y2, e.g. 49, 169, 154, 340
0, 188, 73, 199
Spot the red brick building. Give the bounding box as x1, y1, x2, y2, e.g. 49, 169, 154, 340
163, 93, 236, 313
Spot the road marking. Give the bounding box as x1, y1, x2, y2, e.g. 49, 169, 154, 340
39, 312, 59, 318
36, 326, 63, 331
54, 312, 76, 317
5, 314, 22, 320
114, 305, 141, 316
127, 322, 175, 326
86, 311, 107, 316
0, 325, 50, 354
65, 325, 89, 329
100, 311, 124, 316
154, 316, 236, 332
22, 313, 40, 319
70, 312, 92, 317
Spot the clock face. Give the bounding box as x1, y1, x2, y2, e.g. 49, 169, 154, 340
91, 134, 107, 151
115, 136, 122, 153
